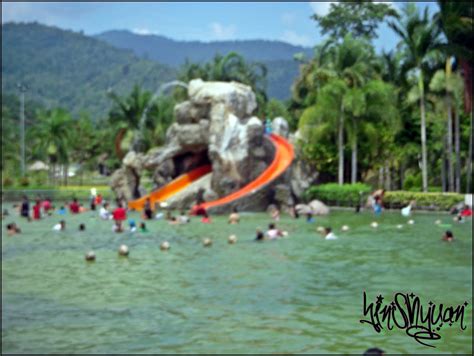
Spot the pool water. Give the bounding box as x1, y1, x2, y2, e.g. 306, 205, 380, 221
2, 205, 472, 354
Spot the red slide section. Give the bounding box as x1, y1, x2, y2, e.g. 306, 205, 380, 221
128, 134, 294, 211
128, 164, 212, 211
200, 133, 294, 210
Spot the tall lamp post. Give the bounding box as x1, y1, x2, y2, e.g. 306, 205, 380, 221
17, 83, 28, 177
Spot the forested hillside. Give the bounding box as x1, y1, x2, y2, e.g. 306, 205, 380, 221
2, 22, 176, 119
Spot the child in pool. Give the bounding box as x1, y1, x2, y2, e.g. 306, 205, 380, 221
139, 222, 148, 232
228, 207, 240, 224
6, 223, 21, 236
442, 230, 454, 242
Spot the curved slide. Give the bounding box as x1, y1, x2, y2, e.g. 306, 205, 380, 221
128, 134, 294, 211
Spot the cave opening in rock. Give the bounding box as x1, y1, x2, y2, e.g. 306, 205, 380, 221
172, 149, 211, 178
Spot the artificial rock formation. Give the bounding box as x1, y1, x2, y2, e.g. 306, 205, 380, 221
111, 79, 318, 211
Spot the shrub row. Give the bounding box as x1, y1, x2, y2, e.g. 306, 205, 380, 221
383, 191, 464, 210
305, 184, 465, 211
1, 186, 113, 202
305, 183, 372, 205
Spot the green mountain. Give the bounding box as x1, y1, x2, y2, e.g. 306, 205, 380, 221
95, 30, 312, 99
2, 22, 176, 119
94, 30, 314, 65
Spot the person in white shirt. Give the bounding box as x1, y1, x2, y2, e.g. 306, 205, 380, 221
99, 202, 111, 220
266, 223, 283, 240
53, 220, 66, 231
323, 227, 338, 240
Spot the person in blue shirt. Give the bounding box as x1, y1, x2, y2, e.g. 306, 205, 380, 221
264, 118, 272, 135
58, 206, 67, 215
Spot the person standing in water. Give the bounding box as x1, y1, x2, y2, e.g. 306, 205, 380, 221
32, 199, 42, 220
112, 202, 127, 232
143, 198, 153, 220
228, 207, 240, 224
20, 195, 30, 219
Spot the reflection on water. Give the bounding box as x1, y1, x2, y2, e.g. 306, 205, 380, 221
2, 207, 472, 353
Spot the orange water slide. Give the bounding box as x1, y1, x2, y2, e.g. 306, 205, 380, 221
200, 133, 294, 210
128, 164, 212, 211
128, 133, 294, 211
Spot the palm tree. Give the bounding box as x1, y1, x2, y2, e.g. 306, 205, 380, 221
31, 108, 72, 186
321, 34, 374, 185
107, 85, 154, 159
345, 80, 400, 184
435, 0, 473, 193
429, 65, 464, 192
389, 3, 442, 192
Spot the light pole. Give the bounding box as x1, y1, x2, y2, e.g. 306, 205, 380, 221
17, 83, 28, 177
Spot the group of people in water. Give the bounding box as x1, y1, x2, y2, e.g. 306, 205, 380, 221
3, 190, 472, 244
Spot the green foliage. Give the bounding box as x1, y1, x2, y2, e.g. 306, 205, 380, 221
2, 22, 176, 119
312, 1, 398, 40
384, 191, 464, 210
19, 176, 30, 187
305, 183, 372, 204
2, 176, 14, 187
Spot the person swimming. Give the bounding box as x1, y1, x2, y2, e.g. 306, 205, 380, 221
178, 211, 190, 224
129, 219, 137, 232
306, 213, 315, 223
169, 216, 180, 225
53, 220, 66, 231
6, 223, 21, 236
139, 222, 148, 232
442, 230, 454, 242
255, 228, 265, 241
323, 227, 338, 240
228, 207, 240, 224
266, 223, 283, 240
58, 206, 67, 215
79, 223, 86, 231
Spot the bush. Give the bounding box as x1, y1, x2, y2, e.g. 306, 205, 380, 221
384, 191, 464, 210
2, 176, 14, 187
305, 183, 372, 205
19, 176, 30, 187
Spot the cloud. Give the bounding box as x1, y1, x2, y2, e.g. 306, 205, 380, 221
132, 28, 159, 35
280, 30, 312, 47
281, 12, 296, 26
209, 22, 236, 40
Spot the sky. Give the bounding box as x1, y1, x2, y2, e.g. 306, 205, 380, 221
2, 2, 439, 52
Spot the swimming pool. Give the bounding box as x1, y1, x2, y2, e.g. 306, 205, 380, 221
2, 205, 472, 353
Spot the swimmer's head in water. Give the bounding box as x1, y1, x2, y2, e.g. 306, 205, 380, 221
268, 223, 275, 229
325, 227, 332, 234
79, 223, 85, 231
444, 230, 454, 240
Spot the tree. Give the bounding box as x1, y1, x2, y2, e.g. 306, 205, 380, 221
429, 65, 464, 192
30, 108, 73, 185
178, 52, 268, 116
389, 3, 442, 192
435, 1, 473, 193
312, 0, 398, 41
107, 85, 154, 158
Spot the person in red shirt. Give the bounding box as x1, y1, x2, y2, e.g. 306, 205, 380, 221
69, 198, 80, 214
33, 200, 42, 220
112, 202, 127, 232
42, 198, 52, 213
460, 205, 472, 217
95, 194, 103, 205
